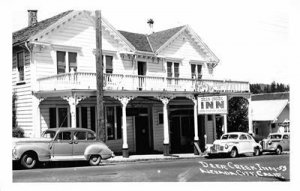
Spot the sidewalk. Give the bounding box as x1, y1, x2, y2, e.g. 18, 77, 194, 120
103, 153, 203, 163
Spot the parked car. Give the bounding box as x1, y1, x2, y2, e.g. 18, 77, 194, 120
205, 132, 262, 158
260, 133, 290, 155
12, 128, 114, 169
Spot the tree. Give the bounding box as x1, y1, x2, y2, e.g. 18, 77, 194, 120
227, 97, 249, 132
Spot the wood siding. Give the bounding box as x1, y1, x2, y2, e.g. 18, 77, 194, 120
12, 48, 35, 137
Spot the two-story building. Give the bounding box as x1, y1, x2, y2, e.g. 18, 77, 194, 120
12, 10, 252, 157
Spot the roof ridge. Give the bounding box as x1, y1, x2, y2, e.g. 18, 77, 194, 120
146, 35, 154, 53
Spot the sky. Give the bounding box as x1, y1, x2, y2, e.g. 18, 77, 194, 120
10, 0, 290, 84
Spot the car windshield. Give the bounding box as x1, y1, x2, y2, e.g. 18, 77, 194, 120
221, 134, 239, 140
42, 130, 56, 139
268, 134, 282, 139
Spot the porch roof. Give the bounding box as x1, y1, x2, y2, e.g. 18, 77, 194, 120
251, 99, 289, 122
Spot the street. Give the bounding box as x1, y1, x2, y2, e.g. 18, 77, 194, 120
13, 153, 289, 182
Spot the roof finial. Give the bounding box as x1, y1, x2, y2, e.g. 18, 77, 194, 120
147, 18, 154, 34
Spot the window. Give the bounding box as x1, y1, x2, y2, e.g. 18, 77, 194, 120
74, 131, 87, 140
239, 134, 247, 140
81, 107, 88, 128
58, 108, 68, 127
106, 106, 122, 140
16, 52, 25, 81
167, 61, 180, 78
57, 51, 77, 74
106, 107, 115, 140
57, 51, 66, 74
49, 107, 69, 128
90, 107, 96, 132
283, 135, 289, 139
158, 113, 163, 124
56, 132, 71, 141
105, 55, 113, 73
87, 132, 96, 140
68, 52, 77, 72
191, 63, 202, 79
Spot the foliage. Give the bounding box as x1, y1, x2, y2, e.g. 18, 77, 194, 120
13, 127, 24, 138
250, 81, 289, 94
227, 97, 249, 132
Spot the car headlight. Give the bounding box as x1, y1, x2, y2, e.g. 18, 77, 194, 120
268, 141, 272, 145
225, 144, 229, 149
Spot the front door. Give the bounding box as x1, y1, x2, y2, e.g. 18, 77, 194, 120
135, 114, 150, 154
137, 61, 146, 89
170, 116, 181, 153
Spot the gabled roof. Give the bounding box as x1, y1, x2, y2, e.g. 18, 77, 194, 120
12, 11, 218, 62
251, 99, 289, 122
118, 30, 153, 52
13, 10, 73, 46
148, 25, 186, 52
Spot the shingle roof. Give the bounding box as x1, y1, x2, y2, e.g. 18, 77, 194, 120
118, 30, 153, 52
12, 10, 73, 46
148, 25, 186, 52
119, 25, 186, 53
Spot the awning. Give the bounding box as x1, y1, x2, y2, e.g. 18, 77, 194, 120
251, 99, 289, 122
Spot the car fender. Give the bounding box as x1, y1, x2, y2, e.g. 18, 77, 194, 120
14, 144, 51, 161
84, 143, 108, 159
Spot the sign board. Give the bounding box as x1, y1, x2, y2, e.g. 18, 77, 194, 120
198, 96, 228, 114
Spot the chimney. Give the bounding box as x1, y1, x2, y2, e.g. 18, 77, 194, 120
147, 18, 154, 34
28, 10, 38, 26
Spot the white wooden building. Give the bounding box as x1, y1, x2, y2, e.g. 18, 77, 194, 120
12, 10, 252, 157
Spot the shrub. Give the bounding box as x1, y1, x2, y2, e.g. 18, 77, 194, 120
12, 127, 24, 138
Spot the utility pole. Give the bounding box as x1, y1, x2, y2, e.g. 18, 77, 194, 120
95, 10, 105, 142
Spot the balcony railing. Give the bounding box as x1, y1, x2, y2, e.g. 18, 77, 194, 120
36, 72, 250, 93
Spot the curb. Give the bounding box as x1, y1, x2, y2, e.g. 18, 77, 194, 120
102, 155, 204, 164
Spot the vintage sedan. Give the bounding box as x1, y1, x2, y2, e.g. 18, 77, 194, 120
12, 128, 114, 169
205, 132, 262, 158
261, 133, 290, 155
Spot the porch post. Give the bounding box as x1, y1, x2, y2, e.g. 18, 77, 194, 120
248, 97, 253, 134
223, 114, 228, 133
119, 97, 131, 158
161, 98, 170, 156
64, 96, 86, 128
192, 98, 199, 155
32, 96, 44, 138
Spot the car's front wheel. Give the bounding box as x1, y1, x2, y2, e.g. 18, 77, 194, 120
275, 146, 282, 155
89, 155, 101, 166
229, 148, 238, 158
20, 153, 37, 169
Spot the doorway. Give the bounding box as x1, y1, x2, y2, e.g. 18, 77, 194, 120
137, 61, 146, 90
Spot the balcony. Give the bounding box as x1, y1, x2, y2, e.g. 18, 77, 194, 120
36, 72, 250, 93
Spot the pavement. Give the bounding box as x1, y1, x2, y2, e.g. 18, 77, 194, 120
104, 153, 203, 163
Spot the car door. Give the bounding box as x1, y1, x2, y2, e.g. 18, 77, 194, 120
246, 134, 256, 153
73, 131, 90, 157
51, 131, 73, 159
238, 134, 249, 153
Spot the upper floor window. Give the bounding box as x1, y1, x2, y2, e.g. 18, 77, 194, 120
167, 61, 180, 78
191, 63, 202, 79
57, 51, 77, 74
16, 51, 24, 81
105, 55, 113, 73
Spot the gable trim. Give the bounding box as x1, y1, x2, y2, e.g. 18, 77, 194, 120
28, 10, 81, 43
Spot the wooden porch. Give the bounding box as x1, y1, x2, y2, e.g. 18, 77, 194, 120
36, 72, 250, 93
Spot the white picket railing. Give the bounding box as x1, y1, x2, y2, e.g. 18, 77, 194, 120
37, 72, 250, 93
